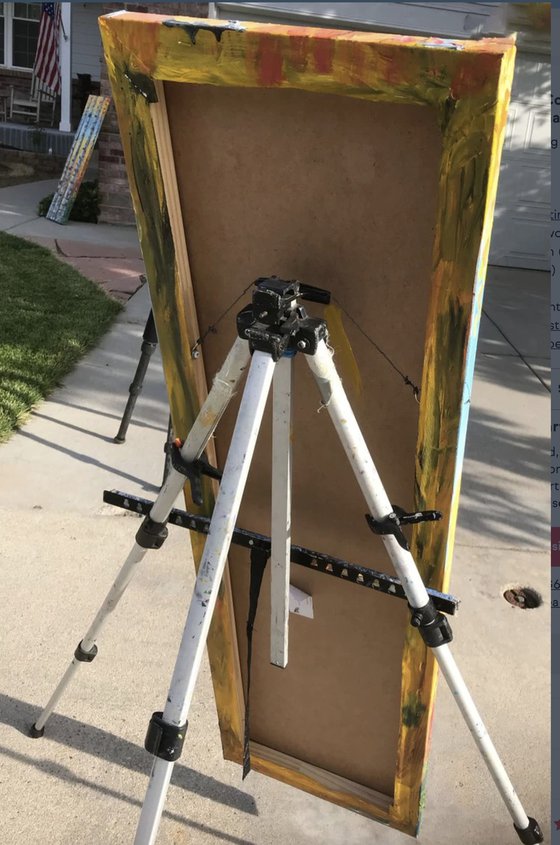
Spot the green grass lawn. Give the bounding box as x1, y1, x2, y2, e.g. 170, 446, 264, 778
0, 232, 122, 442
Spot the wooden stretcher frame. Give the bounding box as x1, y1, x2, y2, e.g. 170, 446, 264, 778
99, 11, 515, 835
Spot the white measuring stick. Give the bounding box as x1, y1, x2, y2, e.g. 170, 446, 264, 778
270, 355, 293, 667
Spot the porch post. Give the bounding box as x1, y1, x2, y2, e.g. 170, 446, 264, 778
59, 2, 72, 132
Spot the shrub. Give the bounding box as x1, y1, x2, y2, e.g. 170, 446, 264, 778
38, 180, 100, 223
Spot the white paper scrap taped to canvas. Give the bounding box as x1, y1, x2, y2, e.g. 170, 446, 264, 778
289, 585, 313, 619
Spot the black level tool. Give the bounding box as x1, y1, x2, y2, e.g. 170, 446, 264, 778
102, 489, 459, 615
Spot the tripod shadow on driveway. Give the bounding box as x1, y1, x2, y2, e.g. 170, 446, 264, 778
17, 429, 161, 494
0, 693, 258, 843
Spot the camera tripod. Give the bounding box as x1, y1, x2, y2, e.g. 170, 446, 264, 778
31, 278, 543, 845
113, 305, 173, 485
114, 308, 159, 445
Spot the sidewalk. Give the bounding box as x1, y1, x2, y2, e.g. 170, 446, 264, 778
0, 180, 145, 301
0, 187, 550, 845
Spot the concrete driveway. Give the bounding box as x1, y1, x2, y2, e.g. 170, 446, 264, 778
0, 260, 549, 844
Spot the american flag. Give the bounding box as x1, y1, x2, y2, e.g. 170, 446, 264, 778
33, 3, 62, 95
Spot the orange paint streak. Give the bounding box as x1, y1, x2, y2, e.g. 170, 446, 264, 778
312, 37, 335, 74
256, 34, 284, 85
450, 53, 500, 99
379, 48, 403, 86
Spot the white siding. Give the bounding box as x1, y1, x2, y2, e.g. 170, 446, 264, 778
216, 2, 504, 38
71, 2, 103, 81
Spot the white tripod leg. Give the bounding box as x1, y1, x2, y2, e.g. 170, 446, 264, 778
305, 339, 542, 845
134, 350, 276, 845
31, 338, 251, 737
270, 354, 292, 668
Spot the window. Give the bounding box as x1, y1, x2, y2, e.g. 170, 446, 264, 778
12, 3, 40, 68
1, 2, 42, 70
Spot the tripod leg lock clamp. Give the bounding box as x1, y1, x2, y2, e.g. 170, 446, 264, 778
366, 506, 442, 552
136, 516, 169, 550
514, 818, 544, 844
409, 599, 453, 648
74, 641, 98, 662
164, 440, 222, 507
145, 711, 188, 762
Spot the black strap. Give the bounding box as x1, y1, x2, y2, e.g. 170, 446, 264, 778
242, 546, 270, 779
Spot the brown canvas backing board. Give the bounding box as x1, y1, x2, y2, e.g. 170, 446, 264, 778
164, 81, 442, 796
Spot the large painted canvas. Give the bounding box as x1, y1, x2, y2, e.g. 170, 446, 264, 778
100, 12, 515, 834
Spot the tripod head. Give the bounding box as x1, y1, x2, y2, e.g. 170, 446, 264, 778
250, 277, 330, 326
237, 276, 330, 361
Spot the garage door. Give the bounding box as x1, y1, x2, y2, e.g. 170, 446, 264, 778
489, 53, 550, 270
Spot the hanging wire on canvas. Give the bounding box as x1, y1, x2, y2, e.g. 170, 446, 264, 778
331, 296, 420, 403
190, 280, 255, 358
191, 281, 421, 403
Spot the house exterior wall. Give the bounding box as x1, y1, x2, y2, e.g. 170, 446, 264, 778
214, 2, 551, 52
0, 1, 38, 102
214, 2, 505, 38
0, 2, 103, 126
98, 58, 135, 225
72, 2, 104, 81
0, 68, 31, 101
98, 3, 209, 226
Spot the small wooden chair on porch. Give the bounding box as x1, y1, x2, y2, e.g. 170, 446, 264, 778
9, 74, 57, 126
